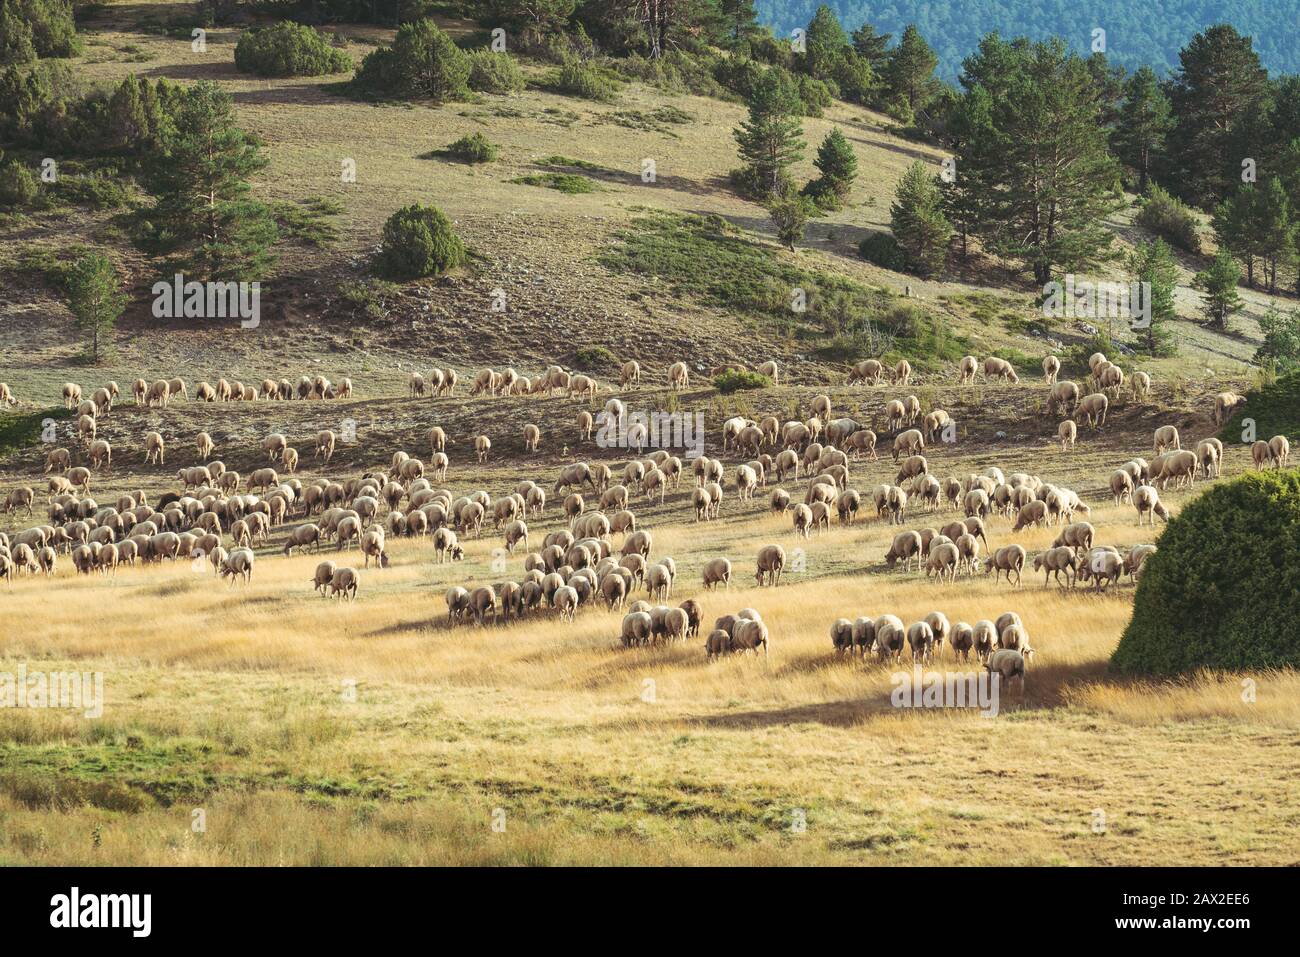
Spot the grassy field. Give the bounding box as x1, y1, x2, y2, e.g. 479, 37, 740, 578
2, 5, 1299, 867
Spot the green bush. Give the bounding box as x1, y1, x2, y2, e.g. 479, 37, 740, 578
0, 160, 37, 209
445, 131, 498, 163
547, 57, 618, 102
352, 19, 469, 103
233, 22, 351, 78
714, 370, 771, 393
510, 172, 595, 194
572, 345, 616, 369
466, 48, 524, 94
1135, 184, 1201, 254
1112, 470, 1300, 674
0, 0, 82, 64
376, 203, 464, 279
858, 231, 908, 272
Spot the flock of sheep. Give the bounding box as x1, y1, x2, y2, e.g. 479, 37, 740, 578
0, 349, 1274, 685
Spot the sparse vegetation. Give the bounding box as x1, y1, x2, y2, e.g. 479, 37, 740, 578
510, 172, 596, 193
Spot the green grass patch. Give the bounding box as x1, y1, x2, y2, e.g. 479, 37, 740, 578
271, 196, 344, 247
602, 212, 968, 368
510, 172, 597, 194
1218, 368, 1300, 443
0, 407, 71, 459
714, 370, 771, 393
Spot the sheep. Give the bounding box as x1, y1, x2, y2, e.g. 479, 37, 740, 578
220, 548, 256, 585
892, 429, 925, 463
983, 357, 1019, 383
1214, 391, 1246, 426
144, 432, 166, 465
326, 566, 360, 601
1057, 419, 1077, 451
892, 359, 912, 385
755, 544, 785, 586
1134, 485, 1168, 525
907, 621, 936, 661
1098, 364, 1125, 396
1270, 435, 1291, 469
1044, 381, 1079, 418
987, 544, 1026, 586
0, 382, 15, 406
360, 528, 390, 569
62, 383, 83, 409
1156, 450, 1198, 490
958, 355, 978, 384
847, 359, 885, 385
1108, 468, 1134, 505
1033, 546, 1078, 588
1195, 438, 1223, 479
1153, 425, 1180, 455
885, 530, 923, 571
925, 542, 960, 583
1131, 371, 1151, 399
985, 649, 1026, 694
1074, 393, 1108, 430
1042, 355, 1061, 384
667, 361, 689, 390
618, 360, 642, 389
874, 615, 906, 662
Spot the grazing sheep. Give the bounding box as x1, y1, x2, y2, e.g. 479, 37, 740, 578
1042, 355, 1061, 384
1033, 546, 1078, 588
668, 361, 689, 390
885, 530, 923, 571
1057, 419, 1076, 450
329, 567, 360, 601
0, 382, 16, 406
1270, 435, 1291, 469
985, 649, 1026, 694
892, 359, 912, 385
1131, 371, 1151, 399
1195, 438, 1222, 478
144, 432, 165, 465
1153, 424, 1180, 455
925, 542, 960, 583
1214, 391, 1246, 426
1074, 393, 1108, 430
523, 423, 541, 453
874, 615, 906, 662
958, 355, 978, 384
983, 357, 1019, 383
1134, 485, 1168, 525
220, 548, 256, 585
986, 544, 1026, 586
907, 621, 935, 662
754, 544, 785, 586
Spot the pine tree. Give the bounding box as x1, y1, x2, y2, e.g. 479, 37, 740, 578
885, 24, 939, 119
732, 68, 805, 198
147, 80, 278, 281
1113, 66, 1173, 192
939, 84, 994, 262
1167, 25, 1270, 208
719, 0, 758, 43
850, 22, 891, 73
1212, 185, 1263, 287
66, 253, 126, 363
1128, 239, 1178, 356
890, 161, 951, 277
1194, 249, 1243, 330
1256, 177, 1295, 293
957, 39, 1120, 285
802, 4, 849, 81
802, 127, 856, 208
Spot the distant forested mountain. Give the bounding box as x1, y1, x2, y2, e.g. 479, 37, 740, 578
755, 1, 1298, 78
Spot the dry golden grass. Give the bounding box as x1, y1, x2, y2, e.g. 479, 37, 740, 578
3, 491, 1297, 866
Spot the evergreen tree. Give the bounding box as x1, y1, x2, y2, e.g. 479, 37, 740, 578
1212, 184, 1264, 287
719, 0, 759, 43
850, 21, 891, 73
939, 83, 993, 262
767, 193, 814, 250
1167, 25, 1270, 208
1194, 249, 1243, 330
802, 127, 856, 208
884, 24, 939, 119
1128, 239, 1178, 356
956, 39, 1120, 285
802, 4, 849, 80
890, 160, 951, 277
1113, 65, 1173, 192
146, 81, 279, 281
732, 67, 805, 198
66, 253, 126, 363
1255, 176, 1295, 293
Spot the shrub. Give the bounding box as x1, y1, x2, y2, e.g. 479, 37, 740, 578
376, 203, 464, 279
445, 132, 498, 163
858, 231, 908, 272
1216, 368, 1300, 442
510, 172, 594, 194
0, 160, 37, 209
466, 48, 524, 94
0, 0, 82, 64
714, 370, 771, 393
1135, 184, 1201, 254
233, 21, 351, 78
1112, 470, 1300, 674
352, 19, 469, 103
548, 57, 618, 102
572, 345, 616, 369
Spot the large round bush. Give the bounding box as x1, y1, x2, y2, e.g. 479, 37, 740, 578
234, 22, 352, 78
353, 19, 470, 102
1112, 469, 1300, 673
377, 203, 465, 279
